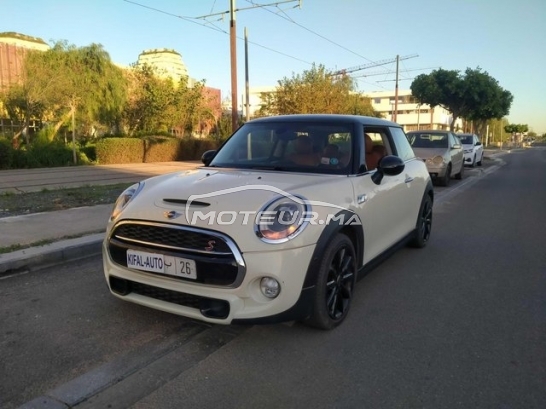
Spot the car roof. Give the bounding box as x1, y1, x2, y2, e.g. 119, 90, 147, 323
247, 114, 401, 128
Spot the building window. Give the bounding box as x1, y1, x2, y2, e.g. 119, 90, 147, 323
374, 98, 381, 104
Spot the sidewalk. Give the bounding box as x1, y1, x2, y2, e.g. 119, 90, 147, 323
0, 152, 512, 276
0, 161, 200, 275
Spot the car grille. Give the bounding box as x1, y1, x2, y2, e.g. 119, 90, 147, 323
113, 223, 232, 253
108, 221, 245, 287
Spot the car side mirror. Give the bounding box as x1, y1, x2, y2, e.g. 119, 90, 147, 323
371, 155, 405, 185
201, 150, 217, 166
476, 142, 481, 146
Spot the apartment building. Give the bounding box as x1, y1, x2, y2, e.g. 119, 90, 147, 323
136, 48, 190, 83
365, 89, 463, 132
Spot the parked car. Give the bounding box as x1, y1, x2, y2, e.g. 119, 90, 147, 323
103, 115, 434, 330
406, 130, 464, 186
457, 133, 484, 167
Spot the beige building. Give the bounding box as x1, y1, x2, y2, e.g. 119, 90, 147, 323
0, 31, 50, 52
136, 48, 190, 83
365, 89, 463, 132
238, 87, 463, 132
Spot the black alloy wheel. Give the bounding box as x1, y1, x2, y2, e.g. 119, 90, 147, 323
410, 194, 433, 248
305, 234, 356, 330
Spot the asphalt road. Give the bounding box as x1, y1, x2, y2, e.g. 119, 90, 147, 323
1, 148, 545, 409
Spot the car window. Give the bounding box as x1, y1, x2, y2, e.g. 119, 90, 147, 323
407, 132, 448, 149
210, 121, 354, 174
458, 135, 473, 144
390, 127, 415, 161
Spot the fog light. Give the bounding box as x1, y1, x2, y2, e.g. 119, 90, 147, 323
260, 277, 280, 298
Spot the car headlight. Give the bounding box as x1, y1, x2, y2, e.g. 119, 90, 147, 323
431, 155, 444, 165
110, 182, 145, 220
464, 149, 473, 153
255, 195, 310, 243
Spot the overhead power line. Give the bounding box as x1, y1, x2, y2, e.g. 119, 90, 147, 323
330, 54, 419, 77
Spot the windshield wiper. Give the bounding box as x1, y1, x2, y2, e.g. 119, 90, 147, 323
248, 165, 286, 171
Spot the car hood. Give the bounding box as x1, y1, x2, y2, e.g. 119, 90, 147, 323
412, 147, 448, 160
110, 167, 355, 251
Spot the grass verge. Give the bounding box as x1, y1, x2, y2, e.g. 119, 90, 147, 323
0, 183, 132, 218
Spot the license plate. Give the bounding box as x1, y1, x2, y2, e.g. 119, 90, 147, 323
126, 250, 197, 280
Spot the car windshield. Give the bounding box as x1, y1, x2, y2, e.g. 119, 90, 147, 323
209, 121, 354, 174
458, 135, 473, 144
408, 133, 448, 149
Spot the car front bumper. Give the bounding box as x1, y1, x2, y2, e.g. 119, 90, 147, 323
463, 151, 476, 163
103, 240, 316, 325
424, 163, 447, 178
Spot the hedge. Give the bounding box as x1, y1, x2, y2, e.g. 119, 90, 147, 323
0, 138, 13, 169
95, 136, 220, 164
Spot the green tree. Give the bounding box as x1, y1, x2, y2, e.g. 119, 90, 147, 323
4, 42, 128, 146
0, 48, 63, 147
257, 64, 378, 117
460, 68, 513, 137
504, 123, 528, 146
122, 64, 175, 134
411, 67, 513, 132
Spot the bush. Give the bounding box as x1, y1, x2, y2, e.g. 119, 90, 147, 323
25, 140, 75, 167
80, 143, 97, 162
143, 137, 182, 162
95, 138, 144, 164
0, 138, 14, 169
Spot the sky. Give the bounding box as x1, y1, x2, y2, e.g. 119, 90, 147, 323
4, 0, 546, 133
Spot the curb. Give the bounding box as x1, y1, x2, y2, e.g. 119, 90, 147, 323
0, 233, 104, 277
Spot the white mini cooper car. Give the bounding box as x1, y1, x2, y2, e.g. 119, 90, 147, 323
103, 115, 433, 330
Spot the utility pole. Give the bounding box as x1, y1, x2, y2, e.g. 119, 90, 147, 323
244, 27, 250, 122
230, 0, 237, 132
394, 54, 400, 122
195, 0, 301, 133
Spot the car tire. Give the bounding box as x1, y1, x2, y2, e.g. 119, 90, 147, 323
471, 154, 476, 167
477, 153, 483, 166
455, 161, 464, 180
305, 234, 357, 330
438, 164, 451, 187
408, 193, 433, 248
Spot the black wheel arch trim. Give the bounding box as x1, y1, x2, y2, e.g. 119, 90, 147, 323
302, 209, 364, 289
233, 210, 363, 325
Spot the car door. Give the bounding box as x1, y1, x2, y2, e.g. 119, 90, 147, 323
350, 126, 422, 264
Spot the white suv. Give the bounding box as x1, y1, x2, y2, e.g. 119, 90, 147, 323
103, 115, 433, 330
458, 133, 484, 167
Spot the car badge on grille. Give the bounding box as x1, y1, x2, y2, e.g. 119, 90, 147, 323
205, 240, 216, 251
164, 210, 181, 219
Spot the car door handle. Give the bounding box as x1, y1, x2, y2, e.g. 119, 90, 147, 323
357, 194, 367, 204
404, 176, 414, 183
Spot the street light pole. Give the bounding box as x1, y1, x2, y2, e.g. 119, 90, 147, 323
230, 0, 238, 133
244, 27, 250, 122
